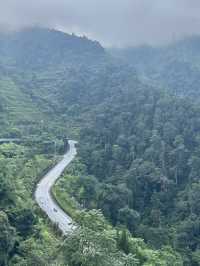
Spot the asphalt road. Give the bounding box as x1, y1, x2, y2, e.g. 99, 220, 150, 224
35, 140, 77, 234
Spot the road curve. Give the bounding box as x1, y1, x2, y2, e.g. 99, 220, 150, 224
35, 140, 77, 234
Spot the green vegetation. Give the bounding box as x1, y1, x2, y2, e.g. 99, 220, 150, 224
1, 28, 200, 265
52, 174, 79, 219
110, 37, 200, 101
63, 209, 183, 266
69, 85, 200, 265
0, 142, 63, 265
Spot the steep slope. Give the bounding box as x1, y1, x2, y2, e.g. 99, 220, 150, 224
0, 28, 184, 266
0, 75, 44, 136
4, 28, 200, 265
110, 36, 200, 99
0, 28, 107, 136
0, 28, 104, 70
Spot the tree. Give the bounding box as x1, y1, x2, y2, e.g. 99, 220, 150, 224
78, 175, 98, 208
0, 167, 15, 205
0, 211, 16, 266
62, 210, 126, 266
118, 207, 140, 233
10, 208, 37, 237
117, 229, 130, 254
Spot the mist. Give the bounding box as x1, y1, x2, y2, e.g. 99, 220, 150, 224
1, 0, 200, 47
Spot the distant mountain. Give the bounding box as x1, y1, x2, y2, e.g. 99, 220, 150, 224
2, 28, 200, 265
110, 36, 200, 99
0, 28, 136, 136
0, 28, 106, 135
0, 28, 105, 70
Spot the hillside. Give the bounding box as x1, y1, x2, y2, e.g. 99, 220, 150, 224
0, 28, 107, 136
0, 28, 104, 70
2, 28, 200, 265
110, 36, 200, 99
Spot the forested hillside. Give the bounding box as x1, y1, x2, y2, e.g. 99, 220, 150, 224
1, 28, 200, 265
75, 84, 200, 265
110, 36, 200, 99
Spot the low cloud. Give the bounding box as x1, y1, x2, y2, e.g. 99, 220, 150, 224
1, 0, 200, 46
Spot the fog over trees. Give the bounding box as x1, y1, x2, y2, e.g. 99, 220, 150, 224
0, 3, 200, 265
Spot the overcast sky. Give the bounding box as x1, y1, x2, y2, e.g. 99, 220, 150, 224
1, 0, 200, 47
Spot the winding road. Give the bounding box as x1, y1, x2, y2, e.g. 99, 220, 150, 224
35, 140, 77, 234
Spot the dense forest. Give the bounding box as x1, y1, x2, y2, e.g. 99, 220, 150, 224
1, 28, 200, 265
110, 37, 200, 100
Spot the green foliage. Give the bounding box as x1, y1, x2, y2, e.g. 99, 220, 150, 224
110, 37, 200, 102
0, 141, 64, 265
2, 28, 200, 265
0, 211, 16, 266
62, 210, 182, 266
57, 65, 200, 264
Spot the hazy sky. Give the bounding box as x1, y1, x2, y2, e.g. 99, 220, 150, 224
1, 0, 200, 46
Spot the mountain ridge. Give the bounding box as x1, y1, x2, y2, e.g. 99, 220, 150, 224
0, 27, 105, 70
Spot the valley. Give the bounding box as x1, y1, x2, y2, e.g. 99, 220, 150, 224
1, 28, 200, 265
